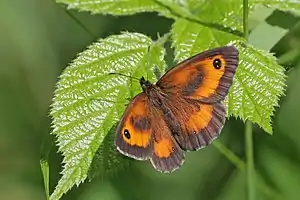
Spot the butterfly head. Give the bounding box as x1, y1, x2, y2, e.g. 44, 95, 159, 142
140, 76, 152, 92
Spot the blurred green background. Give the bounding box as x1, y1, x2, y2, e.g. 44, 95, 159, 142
1, 1, 300, 200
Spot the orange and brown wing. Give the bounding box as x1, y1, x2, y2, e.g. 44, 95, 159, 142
160, 97, 226, 151
116, 93, 153, 160
116, 93, 184, 172
150, 107, 184, 173
177, 102, 226, 150
157, 46, 239, 102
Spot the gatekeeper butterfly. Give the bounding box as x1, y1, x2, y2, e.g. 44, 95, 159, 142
115, 46, 239, 173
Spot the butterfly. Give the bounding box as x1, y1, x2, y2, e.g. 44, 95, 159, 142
115, 46, 239, 173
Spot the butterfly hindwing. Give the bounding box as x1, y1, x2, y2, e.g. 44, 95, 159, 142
176, 101, 226, 150
116, 93, 153, 160
150, 107, 185, 173
157, 46, 239, 103
159, 96, 226, 151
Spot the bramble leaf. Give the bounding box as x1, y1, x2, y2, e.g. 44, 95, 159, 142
171, 18, 244, 61
56, 0, 168, 15
183, 0, 243, 31
56, 0, 245, 35
227, 42, 286, 134
49, 32, 166, 200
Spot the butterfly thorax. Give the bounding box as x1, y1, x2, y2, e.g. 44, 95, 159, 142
140, 76, 154, 93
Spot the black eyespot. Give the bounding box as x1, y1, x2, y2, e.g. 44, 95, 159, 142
124, 129, 131, 139
171, 147, 175, 151
193, 130, 197, 134
213, 58, 222, 69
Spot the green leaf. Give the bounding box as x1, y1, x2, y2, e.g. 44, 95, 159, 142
184, 0, 244, 32
170, 0, 245, 60
171, 18, 244, 61
227, 42, 286, 134
56, 0, 244, 37
152, 0, 199, 19
55, 0, 197, 21
154, 0, 244, 34
156, 0, 244, 37
56, 0, 168, 15
50, 32, 166, 200
250, 0, 300, 15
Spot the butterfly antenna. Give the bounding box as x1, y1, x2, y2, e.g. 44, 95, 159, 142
108, 72, 140, 81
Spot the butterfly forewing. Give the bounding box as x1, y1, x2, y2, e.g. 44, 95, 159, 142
155, 46, 238, 151
116, 93, 184, 172
157, 46, 239, 103
116, 93, 153, 160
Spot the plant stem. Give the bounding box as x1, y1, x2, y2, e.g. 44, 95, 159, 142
243, 0, 255, 199
243, 0, 249, 39
245, 121, 255, 200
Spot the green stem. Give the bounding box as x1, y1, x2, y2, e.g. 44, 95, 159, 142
243, 0, 249, 39
245, 121, 255, 200
243, 0, 255, 199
